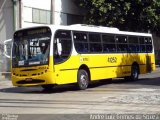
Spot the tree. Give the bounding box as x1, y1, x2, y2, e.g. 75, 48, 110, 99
76, 0, 160, 33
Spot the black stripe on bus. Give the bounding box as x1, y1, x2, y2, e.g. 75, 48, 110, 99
60, 64, 147, 71
89, 64, 146, 69
60, 68, 78, 71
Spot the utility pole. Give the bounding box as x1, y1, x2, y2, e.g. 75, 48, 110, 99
12, 0, 18, 31
19, 0, 22, 28
12, 0, 22, 30
51, 0, 54, 24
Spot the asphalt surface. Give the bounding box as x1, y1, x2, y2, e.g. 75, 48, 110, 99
0, 68, 160, 120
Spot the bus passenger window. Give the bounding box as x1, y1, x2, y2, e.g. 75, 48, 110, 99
75, 43, 88, 53
102, 34, 116, 53
73, 32, 89, 53
116, 35, 128, 53
146, 45, 152, 53
89, 33, 102, 53
139, 37, 146, 53
103, 44, 116, 53
140, 45, 146, 52
90, 43, 102, 52
145, 37, 152, 53
128, 36, 139, 53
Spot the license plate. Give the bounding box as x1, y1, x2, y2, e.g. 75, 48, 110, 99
25, 78, 32, 81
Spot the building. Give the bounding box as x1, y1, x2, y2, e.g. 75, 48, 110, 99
0, 0, 14, 74
0, 0, 84, 75
22, 0, 83, 27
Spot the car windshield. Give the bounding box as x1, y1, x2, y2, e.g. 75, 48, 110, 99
12, 27, 51, 67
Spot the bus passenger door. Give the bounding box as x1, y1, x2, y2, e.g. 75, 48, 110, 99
53, 30, 73, 84
53, 38, 62, 83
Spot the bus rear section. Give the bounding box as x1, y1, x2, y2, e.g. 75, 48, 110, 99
11, 27, 55, 87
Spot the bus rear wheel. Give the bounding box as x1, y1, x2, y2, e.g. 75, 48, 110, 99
125, 64, 139, 81
41, 84, 54, 91
77, 69, 89, 90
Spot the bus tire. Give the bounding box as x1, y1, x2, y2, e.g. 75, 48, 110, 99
77, 69, 89, 90
125, 64, 139, 81
41, 84, 54, 91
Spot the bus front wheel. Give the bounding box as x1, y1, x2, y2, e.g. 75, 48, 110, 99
77, 69, 89, 90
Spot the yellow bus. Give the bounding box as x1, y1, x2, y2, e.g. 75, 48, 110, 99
11, 24, 155, 90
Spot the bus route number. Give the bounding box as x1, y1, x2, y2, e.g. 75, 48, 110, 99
108, 57, 117, 63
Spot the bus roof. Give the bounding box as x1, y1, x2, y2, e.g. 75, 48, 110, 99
16, 24, 152, 37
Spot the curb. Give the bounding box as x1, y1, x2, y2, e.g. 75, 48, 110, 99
0, 73, 10, 81
0, 76, 6, 81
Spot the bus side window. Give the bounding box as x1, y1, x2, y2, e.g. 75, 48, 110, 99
139, 37, 146, 53
116, 35, 128, 53
74, 32, 89, 53
145, 37, 152, 53
102, 34, 116, 53
128, 36, 139, 53
89, 33, 102, 53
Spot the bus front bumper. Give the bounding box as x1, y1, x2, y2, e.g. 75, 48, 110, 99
11, 71, 56, 87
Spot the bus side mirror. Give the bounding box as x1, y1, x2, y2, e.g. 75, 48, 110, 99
56, 39, 62, 56
3, 39, 12, 58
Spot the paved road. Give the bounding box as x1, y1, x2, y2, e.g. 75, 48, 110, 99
0, 68, 160, 119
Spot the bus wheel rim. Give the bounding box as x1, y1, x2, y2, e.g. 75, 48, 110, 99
133, 66, 138, 79
80, 74, 87, 87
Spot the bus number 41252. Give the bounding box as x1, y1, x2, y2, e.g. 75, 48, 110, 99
108, 57, 117, 63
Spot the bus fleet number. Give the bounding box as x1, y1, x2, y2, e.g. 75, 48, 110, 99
108, 57, 117, 63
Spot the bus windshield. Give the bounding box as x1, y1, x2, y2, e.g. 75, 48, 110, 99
12, 27, 51, 67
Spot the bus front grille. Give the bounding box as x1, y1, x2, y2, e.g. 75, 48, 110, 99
17, 79, 45, 84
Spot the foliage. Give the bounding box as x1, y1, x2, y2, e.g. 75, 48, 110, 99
76, 0, 160, 33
